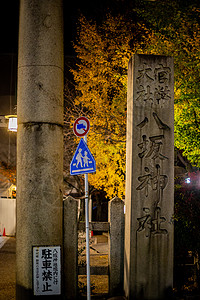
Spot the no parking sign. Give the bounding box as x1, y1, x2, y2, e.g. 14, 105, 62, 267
73, 116, 90, 137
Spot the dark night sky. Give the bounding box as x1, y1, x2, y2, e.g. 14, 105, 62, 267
63, 0, 128, 55
1, 0, 199, 56
0, 0, 118, 56
0, 1, 19, 54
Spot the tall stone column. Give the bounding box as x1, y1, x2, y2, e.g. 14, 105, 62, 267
124, 54, 174, 299
16, 0, 63, 298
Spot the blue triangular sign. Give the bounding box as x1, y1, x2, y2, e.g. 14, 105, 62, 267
70, 138, 96, 175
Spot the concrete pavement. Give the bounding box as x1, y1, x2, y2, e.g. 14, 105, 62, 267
0, 237, 16, 300
0, 237, 9, 249
0, 236, 125, 300
0, 236, 184, 300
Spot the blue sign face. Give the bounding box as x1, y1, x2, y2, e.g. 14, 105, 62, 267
70, 139, 96, 175
77, 123, 86, 131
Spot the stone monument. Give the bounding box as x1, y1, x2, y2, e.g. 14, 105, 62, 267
124, 54, 174, 299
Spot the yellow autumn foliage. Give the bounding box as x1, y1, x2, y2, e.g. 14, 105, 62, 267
71, 15, 152, 198
69, 6, 200, 198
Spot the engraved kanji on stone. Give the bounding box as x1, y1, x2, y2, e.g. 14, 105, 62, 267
137, 165, 168, 197
137, 134, 168, 161
137, 117, 149, 129
136, 167, 152, 197
138, 135, 149, 158
137, 208, 152, 237
137, 206, 168, 237
154, 64, 171, 84
155, 85, 171, 105
136, 85, 153, 105
151, 207, 168, 235
151, 164, 168, 194
153, 112, 170, 130
145, 135, 168, 161
137, 63, 154, 83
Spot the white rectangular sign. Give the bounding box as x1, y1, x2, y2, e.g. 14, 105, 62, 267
33, 246, 61, 296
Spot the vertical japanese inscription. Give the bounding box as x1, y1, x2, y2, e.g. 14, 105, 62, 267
136, 63, 171, 108
135, 59, 172, 237
124, 54, 174, 299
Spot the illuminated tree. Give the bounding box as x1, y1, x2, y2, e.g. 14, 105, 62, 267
71, 14, 151, 198
0, 162, 16, 185
69, 2, 200, 198
137, 2, 200, 166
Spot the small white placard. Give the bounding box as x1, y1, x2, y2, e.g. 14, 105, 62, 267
33, 246, 61, 296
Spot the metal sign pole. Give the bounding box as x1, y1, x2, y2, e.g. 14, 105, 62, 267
71, 117, 95, 300
84, 135, 91, 300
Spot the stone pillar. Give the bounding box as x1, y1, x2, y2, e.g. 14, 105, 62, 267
108, 197, 125, 296
16, 0, 63, 298
63, 196, 78, 299
124, 54, 174, 299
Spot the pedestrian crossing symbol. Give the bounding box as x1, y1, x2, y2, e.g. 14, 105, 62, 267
70, 138, 96, 175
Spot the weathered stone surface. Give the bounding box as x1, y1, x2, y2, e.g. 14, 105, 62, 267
17, 0, 63, 125
16, 124, 63, 292
17, 66, 63, 124
16, 0, 63, 298
109, 197, 125, 297
18, 0, 63, 68
78, 221, 110, 232
124, 54, 174, 299
63, 196, 78, 299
